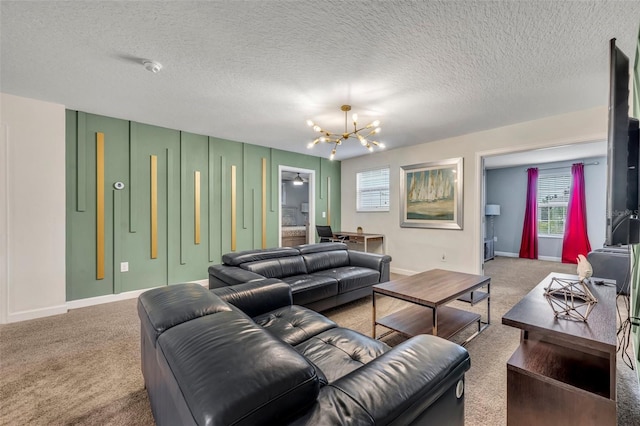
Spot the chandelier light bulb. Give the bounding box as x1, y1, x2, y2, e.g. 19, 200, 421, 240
305, 105, 384, 159
307, 142, 314, 149
379, 143, 386, 149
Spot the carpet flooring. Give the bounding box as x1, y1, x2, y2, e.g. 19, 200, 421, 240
1, 257, 638, 425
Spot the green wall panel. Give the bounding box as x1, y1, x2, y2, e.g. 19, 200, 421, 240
66, 111, 341, 300
66, 113, 130, 300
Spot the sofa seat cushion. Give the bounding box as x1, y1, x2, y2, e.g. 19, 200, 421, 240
282, 275, 339, 305
254, 305, 338, 346
295, 328, 390, 384
241, 256, 307, 279
313, 266, 381, 293
158, 311, 321, 426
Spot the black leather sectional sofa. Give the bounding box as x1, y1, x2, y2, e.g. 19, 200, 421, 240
208, 242, 392, 311
138, 280, 471, 425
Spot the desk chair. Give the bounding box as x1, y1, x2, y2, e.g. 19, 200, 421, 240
316, 225, 347, 243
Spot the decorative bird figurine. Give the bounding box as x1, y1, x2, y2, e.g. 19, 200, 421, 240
576, 254, 593, 282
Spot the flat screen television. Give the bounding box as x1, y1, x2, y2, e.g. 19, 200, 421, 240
605, 38, 640, 246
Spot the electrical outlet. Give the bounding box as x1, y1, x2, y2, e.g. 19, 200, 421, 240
441, 253, 446, 262
493, 236, 498, 242
120, 262, 129, 272
322, 211, 326, 218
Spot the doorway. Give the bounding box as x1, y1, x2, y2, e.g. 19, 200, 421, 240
477, 140, 607, 273
278, 166, 315, 247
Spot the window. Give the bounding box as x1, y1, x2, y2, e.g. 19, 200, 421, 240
357, 167, 390, 212
537, 174, 571, 236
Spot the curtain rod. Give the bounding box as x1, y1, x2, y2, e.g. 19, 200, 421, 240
525, 161, 599, 172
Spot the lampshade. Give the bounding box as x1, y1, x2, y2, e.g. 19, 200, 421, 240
485, 204, 501, 216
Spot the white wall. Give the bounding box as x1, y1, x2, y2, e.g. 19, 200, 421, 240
341, 107, 607, 275
0, 93, 67, 323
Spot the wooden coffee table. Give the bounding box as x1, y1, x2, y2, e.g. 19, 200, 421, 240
372, 269, 490, 346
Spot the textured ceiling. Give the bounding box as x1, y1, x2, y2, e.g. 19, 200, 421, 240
1, 1, 639, 161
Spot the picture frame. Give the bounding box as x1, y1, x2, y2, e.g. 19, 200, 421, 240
400, 157, 463, 229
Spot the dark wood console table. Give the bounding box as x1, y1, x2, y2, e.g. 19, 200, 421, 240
502, 273, 617, 426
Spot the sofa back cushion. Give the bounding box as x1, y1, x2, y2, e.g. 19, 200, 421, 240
222, 247, 300, 266
158, 308, 320, 425
303, 250, 350, 273
241, 255, 308, 279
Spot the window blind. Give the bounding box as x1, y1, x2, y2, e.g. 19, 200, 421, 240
357, 167, 390, 212
537, 174, 571, 236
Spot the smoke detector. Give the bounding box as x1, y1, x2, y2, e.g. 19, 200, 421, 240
142, 60, 163, 73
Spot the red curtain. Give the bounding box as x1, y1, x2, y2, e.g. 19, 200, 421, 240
519, 168, 538, 259
561, 163, 591, 264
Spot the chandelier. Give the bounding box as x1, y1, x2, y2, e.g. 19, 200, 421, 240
306, 105, 384, 160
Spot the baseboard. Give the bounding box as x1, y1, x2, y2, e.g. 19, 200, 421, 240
538, 255, 562, 262
494, 251, 518, 258
493, 251, 561, 262
390, 267, 417, 276
66, 279, 209, 311
7, 304, 68, 323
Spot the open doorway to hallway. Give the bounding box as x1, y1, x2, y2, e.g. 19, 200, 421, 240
278, 166, 315, 247
480, 141, 607, 271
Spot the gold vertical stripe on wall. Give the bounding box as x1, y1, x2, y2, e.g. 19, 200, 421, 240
194, 171, 201, 244
327, 176, 331, 226
261, 158, 267, 249
231, 165, 237, 251
150, 155, 158, 259
96, 132, 105, 280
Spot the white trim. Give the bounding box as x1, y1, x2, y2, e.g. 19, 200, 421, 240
0, 123, 8, 324
495, 251, 518, 258
390, 266, 419, 276
538, 256, 562, 262
66, 279, 209, 311
8, 305, 68, 323
493, 251, 561, 263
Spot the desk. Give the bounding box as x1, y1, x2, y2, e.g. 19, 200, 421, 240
334, 232, 385, 254
502, 273, 617, 425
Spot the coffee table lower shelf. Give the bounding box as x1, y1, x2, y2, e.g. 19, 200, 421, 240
375, 304, 481, 341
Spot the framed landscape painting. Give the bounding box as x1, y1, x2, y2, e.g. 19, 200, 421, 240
400, 157, 463, 229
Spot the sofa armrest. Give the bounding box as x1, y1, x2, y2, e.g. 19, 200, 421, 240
208, 264, 265, 288
348, 251, 392, 282
211, 279, 293, 318
327, 335, 469, 424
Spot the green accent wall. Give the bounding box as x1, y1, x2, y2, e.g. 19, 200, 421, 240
65, 111, 341, 301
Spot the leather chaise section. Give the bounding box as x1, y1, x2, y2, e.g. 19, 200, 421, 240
253, 305, 338, 346
295, 328, 390, 384
158, 311, 320, 426
328, 334, 470, 425
139, 282, 470, 426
